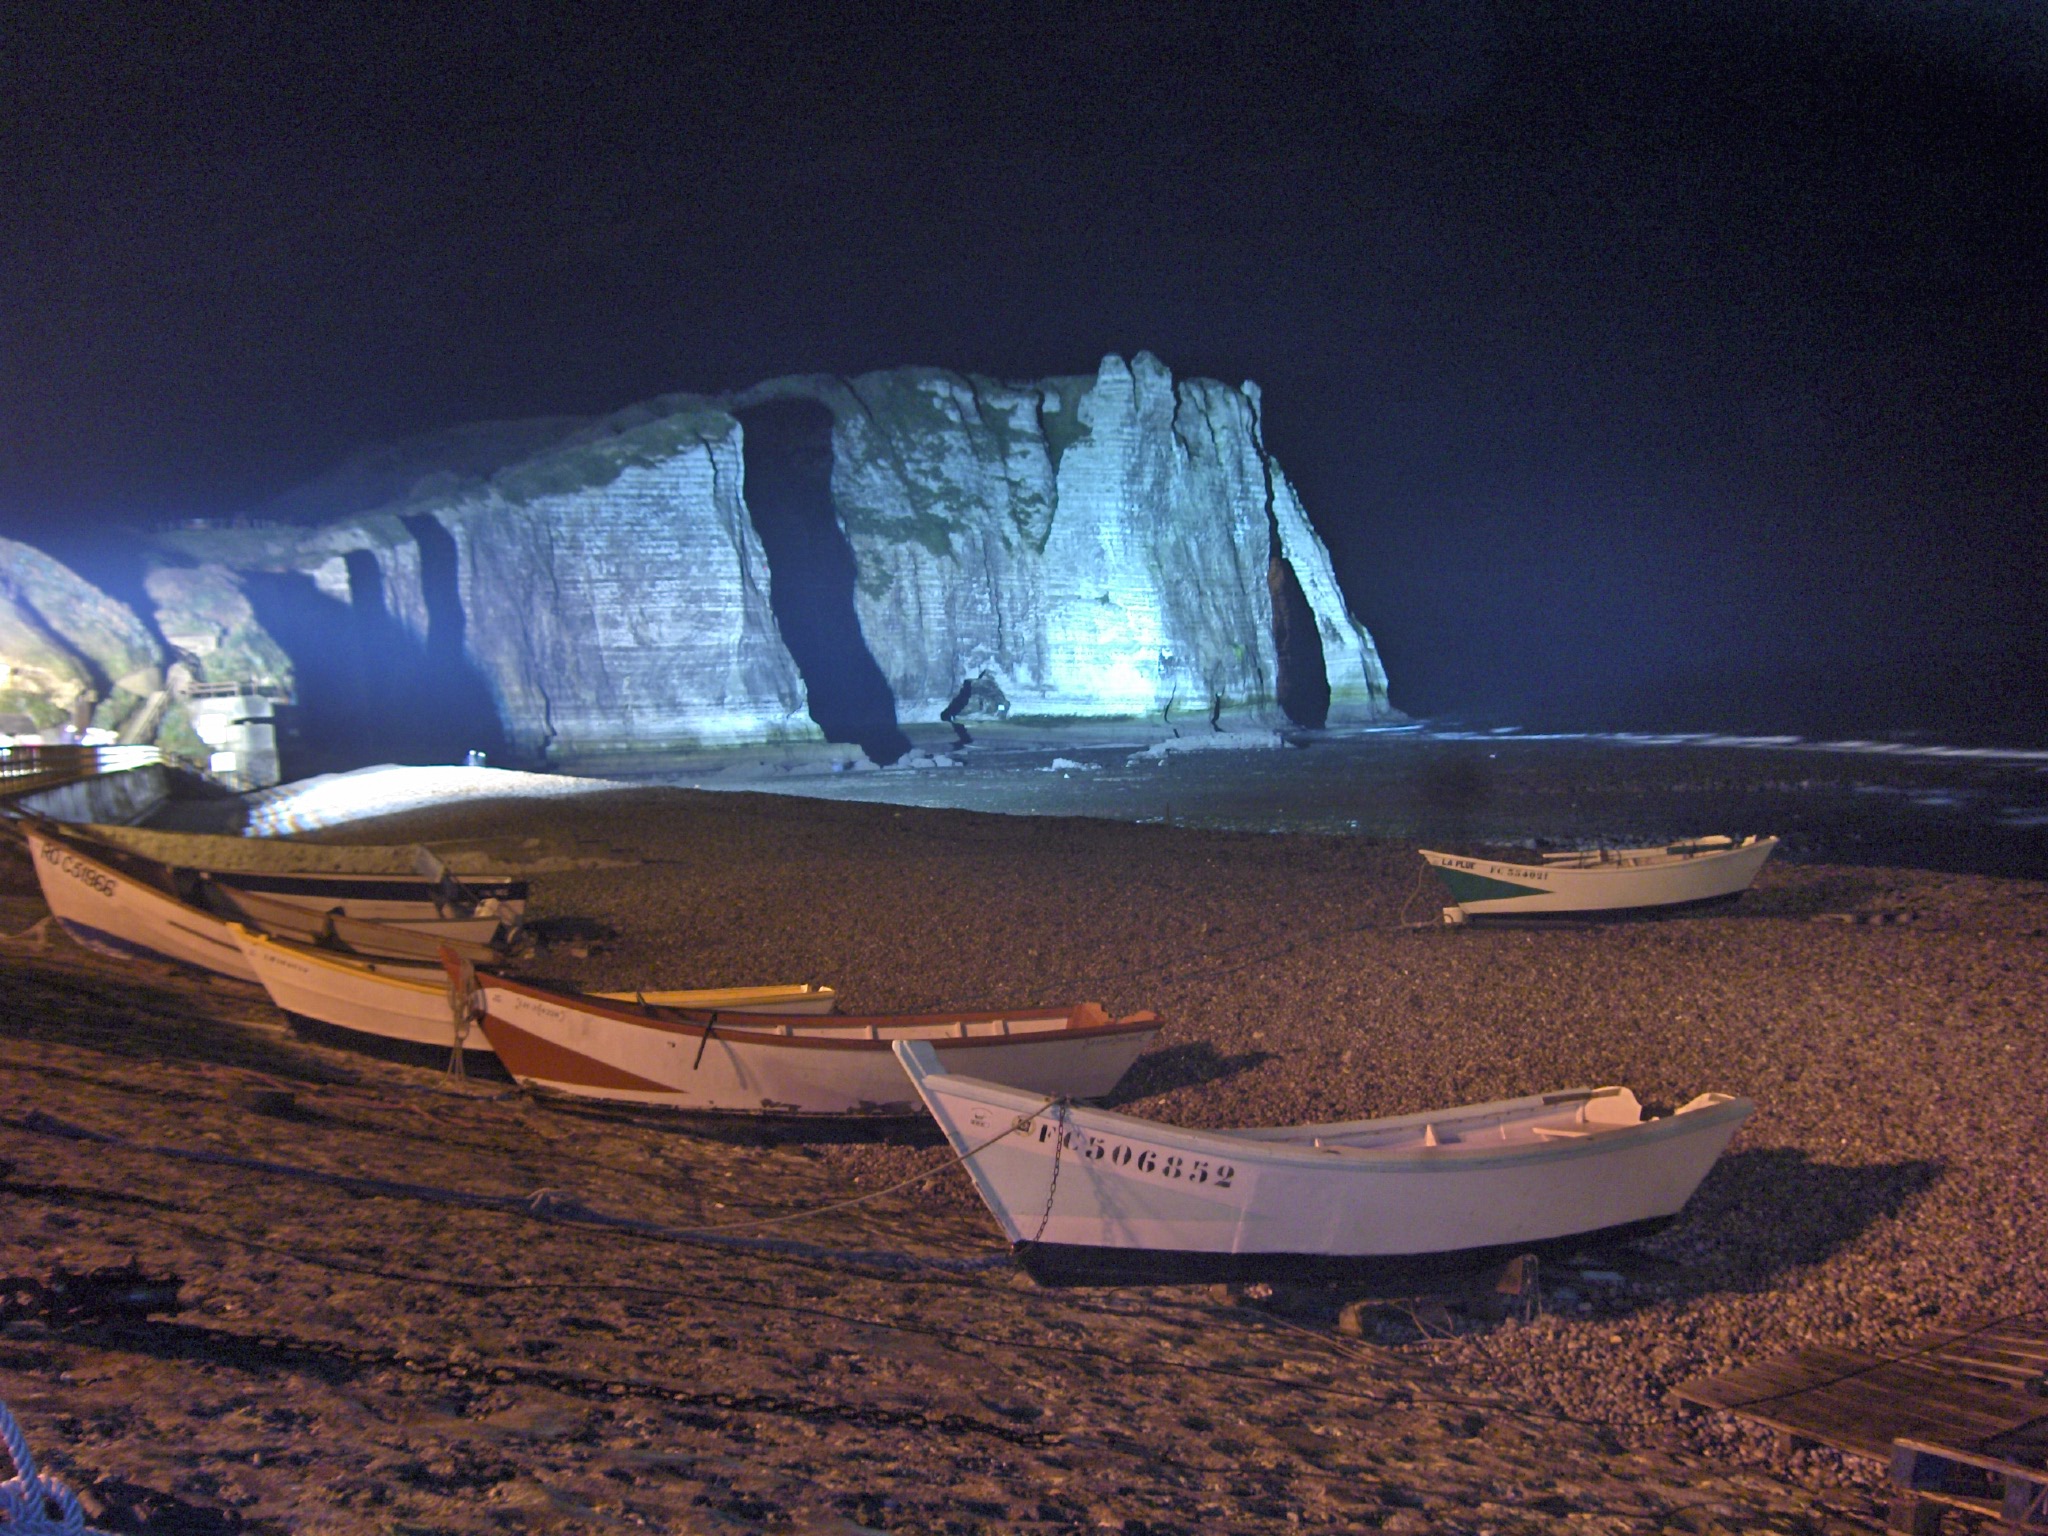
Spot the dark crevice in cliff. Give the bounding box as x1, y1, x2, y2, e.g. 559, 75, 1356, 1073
1268, 557, 1331, 730
1243, 388, 1330, 729
736, 399, 911, 764
1169, 380, 1192, 462
400, 515, 507, 764
1036, 381, 1088, 485
529, 520, 566, 760
833, 377, 880, 429
238, 566, 384, 775
238, 547, 502, 777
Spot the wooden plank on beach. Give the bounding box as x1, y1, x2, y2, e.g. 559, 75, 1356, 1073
1675, 1340, 2048, 1464
1897, 1323, 2048, 1393
1891, 1436, 2048, 1534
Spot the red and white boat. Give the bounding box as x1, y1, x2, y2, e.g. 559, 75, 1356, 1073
230, 924, 836, 1058
459, 963, 1163, 1117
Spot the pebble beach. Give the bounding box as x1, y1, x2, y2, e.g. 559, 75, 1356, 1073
3, 777, 2045, 1534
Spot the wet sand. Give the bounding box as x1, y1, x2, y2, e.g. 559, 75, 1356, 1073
3, 784, 2044, 1534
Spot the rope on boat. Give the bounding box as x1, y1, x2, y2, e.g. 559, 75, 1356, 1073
0, 1398, 107, 1535
612, 1100, 1053, 1239
4, 1105, 1044, 1277
1395, 860, 1444, 929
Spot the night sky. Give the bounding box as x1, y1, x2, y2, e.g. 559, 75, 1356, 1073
4, 2, 2044, 740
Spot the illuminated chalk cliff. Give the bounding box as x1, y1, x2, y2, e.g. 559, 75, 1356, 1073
143, 353, 1393, 764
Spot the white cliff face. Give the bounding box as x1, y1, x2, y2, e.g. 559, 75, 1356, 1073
142, 356, 1391, 762
820, 369, 1065, 717
814, 353, 1391, 729
153, 409, 812, 761
1039, 357, 1281, 723
1252, 392, 1393, 722
435, 412, 811, 758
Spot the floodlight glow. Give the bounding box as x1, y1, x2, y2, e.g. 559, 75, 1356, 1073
246, 765, 625, 835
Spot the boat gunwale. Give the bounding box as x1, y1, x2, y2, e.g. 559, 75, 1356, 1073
237, 928, 839, 1014
475, 971, 1161, 1051
28, 818, 528, 906
905, 1054, 1753, 1173
70, 821, 529, 890
1418, 836, 1779, 881
230, 924, 451, 991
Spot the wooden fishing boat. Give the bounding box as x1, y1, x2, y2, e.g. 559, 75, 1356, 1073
462, 965, 1162, 1116
208, 884, 503, 962
208, 882, 504, 948
1419, 834, 1778, 920
229, 924, 837, 1056
896, 1039, 1751, 1283
24, 821, 258, 981
49, 821, 527, 927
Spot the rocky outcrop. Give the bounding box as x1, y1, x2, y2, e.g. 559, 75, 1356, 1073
0, 537, 163, 740
160, 409, 810, 761
747, 355, 1389, 730
146, 564, 295, 695
137, 563, 296, 768
145, 355, 1393, 763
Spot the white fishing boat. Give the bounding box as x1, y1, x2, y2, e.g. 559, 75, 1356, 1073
52, 821, 528, 928
208, 882, 503, 946
24, 822, 258, 981
1420, 834, 1778, 920
466, 966, 1162, 1116
209, 884, 503, 962
895, 1039, 1751, 1283
228, 925, 837, 1057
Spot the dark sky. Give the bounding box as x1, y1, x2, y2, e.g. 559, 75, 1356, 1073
4, 1, 2044, 738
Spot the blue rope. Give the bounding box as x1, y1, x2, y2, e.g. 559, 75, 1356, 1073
0, 1399, 104, 1535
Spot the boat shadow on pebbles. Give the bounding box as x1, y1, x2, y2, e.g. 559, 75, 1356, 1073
518, 915, 619, 949
6, 956, 355, 1084
511, 1091, 954, 1148
1735, 869, 1917, 920
1098, 1040, 1273, 1103
1232, 1148, 1946, 1342
1604, 1146, 1944, 1298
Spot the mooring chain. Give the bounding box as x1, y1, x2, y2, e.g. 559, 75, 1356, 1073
1025, 1100, 1070, 1248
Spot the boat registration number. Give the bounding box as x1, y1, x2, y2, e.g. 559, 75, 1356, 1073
39, 842, 116, 899
1032, 1117, 1234, 1189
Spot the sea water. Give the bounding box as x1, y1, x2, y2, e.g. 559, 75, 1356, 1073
687, 725, 2048, 881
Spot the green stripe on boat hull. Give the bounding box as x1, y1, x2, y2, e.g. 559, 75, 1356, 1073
1429, 867, 1549, 905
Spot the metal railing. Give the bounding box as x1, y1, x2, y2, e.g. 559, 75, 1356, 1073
0, 743, 172, 799
184, 680, 291, 701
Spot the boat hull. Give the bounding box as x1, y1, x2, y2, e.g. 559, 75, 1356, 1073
1008, 1218, 1679, 1287
26, 826, 258, 981
231, 927, 839, 1056
63, 823, 528, 923
209, 884, 506, 955
1421, 836, 1777, 917
206, 872, 525, 925
473, 975, 1162, 1116
229, 925, 480, 1050
896, 1041, 1750, 1282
